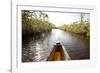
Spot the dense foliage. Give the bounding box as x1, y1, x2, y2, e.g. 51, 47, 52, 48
59, 13, 90, 38
22, 10, 54, 36
22, 11, 90, 38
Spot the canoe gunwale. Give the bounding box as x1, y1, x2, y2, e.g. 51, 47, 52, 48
47, 43, 71, 61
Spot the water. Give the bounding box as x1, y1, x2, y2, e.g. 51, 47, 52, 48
22, 29, 90, 62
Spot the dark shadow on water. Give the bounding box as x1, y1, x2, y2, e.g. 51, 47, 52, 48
22, 32, 51, 62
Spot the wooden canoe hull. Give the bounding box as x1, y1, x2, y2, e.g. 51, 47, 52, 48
47, 43, 70, 61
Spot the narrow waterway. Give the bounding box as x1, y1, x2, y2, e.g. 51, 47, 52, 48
22, 29, 90, 62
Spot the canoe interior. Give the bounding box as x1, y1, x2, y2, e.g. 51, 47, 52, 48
47, 43, 65, 61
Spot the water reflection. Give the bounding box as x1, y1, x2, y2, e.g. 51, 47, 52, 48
22, 29, 90, 62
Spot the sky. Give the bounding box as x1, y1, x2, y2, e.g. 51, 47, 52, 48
43, 11, 90, 26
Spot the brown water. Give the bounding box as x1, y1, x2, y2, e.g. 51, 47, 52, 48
22, 29, 90, 62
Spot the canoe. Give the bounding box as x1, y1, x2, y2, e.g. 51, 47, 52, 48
47, 42, 71, 61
